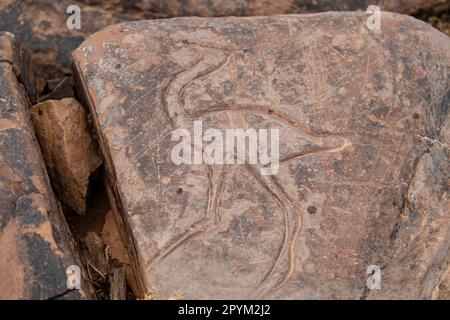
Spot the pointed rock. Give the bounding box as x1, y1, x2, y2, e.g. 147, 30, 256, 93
30, 98, 102, 215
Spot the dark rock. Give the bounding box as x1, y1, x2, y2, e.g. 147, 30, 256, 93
79, 0, 450, 17
39, 77, 75, 102
0, 33, 93, 299
0, 31, 36, 103
0, 0, 131, 95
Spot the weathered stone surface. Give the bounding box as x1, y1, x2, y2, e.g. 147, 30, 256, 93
30, 98, 102, 216
0, 0, 131, 94
79, 0, 450, 17
1, 1, 448, 96
109, 266, 127, 300
73, 13, 450, 299
0, 31, 36, 103
0, 33, 92, 299
80, 232, 109, 276
101, 210, 139, 296
435, 261, 450, 299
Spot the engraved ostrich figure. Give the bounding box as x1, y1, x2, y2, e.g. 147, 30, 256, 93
152, 42, 350, 297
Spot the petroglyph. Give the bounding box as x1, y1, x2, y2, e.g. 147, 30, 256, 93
153, 42, 350, 294
73, 14, 450, 299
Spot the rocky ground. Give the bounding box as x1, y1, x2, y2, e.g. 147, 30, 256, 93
0, 1, 449, 300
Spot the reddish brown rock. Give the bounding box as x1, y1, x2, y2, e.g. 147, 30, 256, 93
79, 0, 450, 17
0, 31, 36, 103
80, 232, 109, 276
0, 33, 93, 299
30, 98, 102, 215
109, 267, 127, 300
0, 0, 131, 94
1, 1, 448, 96
435, 265, 450, 299
101, 210, 139, 296
73, 13, 450, 299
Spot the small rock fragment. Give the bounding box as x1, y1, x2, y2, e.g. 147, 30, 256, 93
109, 267, 127, 300
81, 232, 109, 276
30, 98, 102, 215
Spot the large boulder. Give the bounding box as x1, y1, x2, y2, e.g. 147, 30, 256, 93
0, 32, 92, 299
73, 13, 450, 299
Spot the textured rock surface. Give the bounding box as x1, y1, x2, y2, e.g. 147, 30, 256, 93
73, 13, 450, 299
80, 232, 109, 276
0, 31, 36, 103
30, 98, 102, 215
435, 262, 450, 299
1, 1, 448, 96
79, 0, 450, 17
0, 0, 131, 93
0, 33, 92, 299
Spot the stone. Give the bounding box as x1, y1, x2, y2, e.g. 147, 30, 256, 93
0, 0, 131, 94
0, 33, 92, 299
79, 0, 450, 17
80, 232, 109, 276
30, 98, 102, 215
109, 267, 127, 300
73, 13, 450, 299
2, 1, 448, 97
101, 210, 139, 295
0, 31, 36, 103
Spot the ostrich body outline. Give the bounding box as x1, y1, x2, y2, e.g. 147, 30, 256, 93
149, 41, 350, 297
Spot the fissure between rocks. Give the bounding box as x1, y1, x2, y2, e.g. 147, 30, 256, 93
30, 82, 142, 300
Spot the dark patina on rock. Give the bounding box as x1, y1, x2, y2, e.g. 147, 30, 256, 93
74, 13, 449, 299
0, 0, 131, 93
0, 31, 36, 103
79, 0, 450, 17
0, 32, 92, 299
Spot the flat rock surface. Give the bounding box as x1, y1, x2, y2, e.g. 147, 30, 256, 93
0, 33, 91, 299
73, 13, 450, 299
